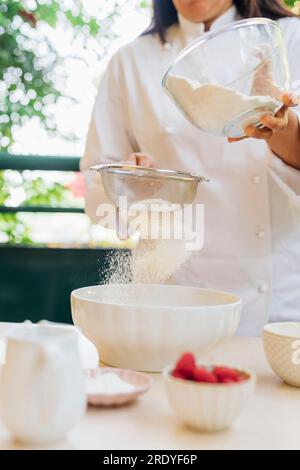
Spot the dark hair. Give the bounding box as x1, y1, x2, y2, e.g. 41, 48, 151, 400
144, 0, 296, 43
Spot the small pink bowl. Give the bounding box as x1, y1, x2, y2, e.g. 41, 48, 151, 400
85, 368, 152, 406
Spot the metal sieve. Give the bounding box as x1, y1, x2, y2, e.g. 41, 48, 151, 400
90, 163, 209, 206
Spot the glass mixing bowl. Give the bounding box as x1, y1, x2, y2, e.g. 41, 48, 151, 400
162, 18, 290, 138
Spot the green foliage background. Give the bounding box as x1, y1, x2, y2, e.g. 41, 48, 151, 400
0, 0, 125, 244
0, 0, 122, 147
285, 0, 298, 6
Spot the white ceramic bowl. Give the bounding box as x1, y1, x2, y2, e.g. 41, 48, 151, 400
263, 322, 300, 387
71, 284, 241, 372
163, 365, 255, 432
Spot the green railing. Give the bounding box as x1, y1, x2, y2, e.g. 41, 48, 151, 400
0, 152, 118, 324
0, 152, 84, 214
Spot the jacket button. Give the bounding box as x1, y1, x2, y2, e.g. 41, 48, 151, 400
256, 230, 266, 239
163, 125, 174, 135
163, 42, 172, 51
258, 283, 268, 294
252, 175, 260, 184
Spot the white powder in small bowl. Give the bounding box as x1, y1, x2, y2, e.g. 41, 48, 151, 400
86, 372, 135, 395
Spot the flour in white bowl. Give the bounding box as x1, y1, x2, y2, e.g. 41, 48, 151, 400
166, 74, 279, 135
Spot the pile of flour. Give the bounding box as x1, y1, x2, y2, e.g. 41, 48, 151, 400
86, 372, 134, 395
103, 199, 192, 285
166, 74, 279, 135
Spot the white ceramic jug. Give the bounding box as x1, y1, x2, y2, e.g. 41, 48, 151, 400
0, 322, 86, 444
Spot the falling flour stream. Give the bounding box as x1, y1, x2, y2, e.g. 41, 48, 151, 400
102, 199, 193, 293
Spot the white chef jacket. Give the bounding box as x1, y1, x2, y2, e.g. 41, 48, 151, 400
81, 5, 300, 335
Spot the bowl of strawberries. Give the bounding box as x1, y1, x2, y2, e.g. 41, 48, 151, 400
164, 352, 255, 432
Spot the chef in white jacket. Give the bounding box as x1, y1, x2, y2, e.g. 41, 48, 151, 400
81, 0, 300, 335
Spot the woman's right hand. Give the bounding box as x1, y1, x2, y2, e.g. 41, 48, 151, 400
124, 152, 155, 168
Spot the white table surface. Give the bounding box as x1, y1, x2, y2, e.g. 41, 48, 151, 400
0, 322, 300, 450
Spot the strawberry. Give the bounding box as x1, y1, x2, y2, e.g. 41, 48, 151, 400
172, 370, 187, 380
174, 352, 196, 379
213, 367, 239, 383
172, 355, 249, 385
237, 372, 249, 382
219, 377, 234, 384
193, 367, 218, 383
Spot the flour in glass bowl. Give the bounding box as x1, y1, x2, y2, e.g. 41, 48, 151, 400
166, 74, 279, 135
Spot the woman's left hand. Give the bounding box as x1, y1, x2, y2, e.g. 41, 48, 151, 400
228, 93, 299, 143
